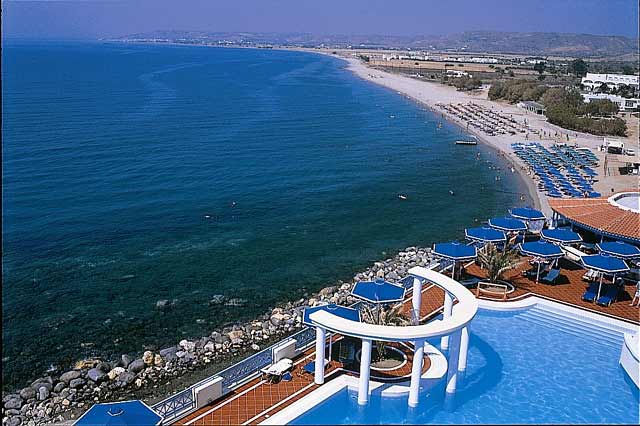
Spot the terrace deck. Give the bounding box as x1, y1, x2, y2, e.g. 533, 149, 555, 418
172, 260, 638, 425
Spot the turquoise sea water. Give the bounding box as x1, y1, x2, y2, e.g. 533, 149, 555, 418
2, 42, 529, 388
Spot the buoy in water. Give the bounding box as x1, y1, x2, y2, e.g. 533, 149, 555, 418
449, 190, 455, 196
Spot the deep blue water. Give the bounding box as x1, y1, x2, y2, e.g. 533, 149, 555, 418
2, 41, 529, 388
291, 309, 639, 424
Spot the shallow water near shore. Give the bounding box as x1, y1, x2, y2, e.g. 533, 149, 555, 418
2, 41, 530, 389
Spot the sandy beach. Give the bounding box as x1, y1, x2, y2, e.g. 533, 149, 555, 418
317, 51, 639, 217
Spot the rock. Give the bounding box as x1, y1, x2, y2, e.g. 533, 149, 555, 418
87, 368, 106, 383
208, 295, 225, 305
203, 342, 216, 353
37, 387, 50, 401
179, 340, 195, 352
117, 371, 136, 386
227, 330, 244, 340
97, 362, 112, 373
387, 271, 400, 281
107, 367, 125, 380
308, 298, 317, 306
59, 370, 81, 383
120, 354, 132, 368
61, 399, 71, 407
6, 416, 22, 426
53, 382, 66, 393
74, 359, 99, 369
251, 344, 260, 351
142, 351, 154, 365
153, 354, 163, 366
4, 396, 23, 410
270, 313, 285, 327
127, 359, 145, 373
376, 269, 385, 278
69, 378, 85, 389
160, 346, 178, 357
19, 388, 36, 400
319, 286, 337, 296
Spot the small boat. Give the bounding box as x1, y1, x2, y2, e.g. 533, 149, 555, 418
398, 194, 408, 200
455, 140, 478, 146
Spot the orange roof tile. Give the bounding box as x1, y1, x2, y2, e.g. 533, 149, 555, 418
549, 194, 640, 243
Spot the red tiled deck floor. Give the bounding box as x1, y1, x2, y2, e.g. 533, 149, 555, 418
175, 339, 431, 426
465, 257, 640, 324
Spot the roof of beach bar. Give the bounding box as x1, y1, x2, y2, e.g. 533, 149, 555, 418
549, 191, 640, 244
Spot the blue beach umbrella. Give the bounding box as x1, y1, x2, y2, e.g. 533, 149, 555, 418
541, 228, 583, 245
303, 303, 361, 326
74, 401, 162, 426
488, 217, 527, 232
596, 241, 640, 259
581, 254, 630, 300
519, 241, 564, 282
465, 226, 507, 244
510, 207, 546, 221
351, 278, 406, 304
432, 241, 477, 279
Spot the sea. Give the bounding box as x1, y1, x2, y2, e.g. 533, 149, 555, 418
1, 41, 531, 389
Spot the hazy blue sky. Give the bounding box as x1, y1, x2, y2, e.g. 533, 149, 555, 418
2, 0, 639, 39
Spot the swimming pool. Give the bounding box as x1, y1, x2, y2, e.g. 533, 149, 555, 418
289, 306, 639, 424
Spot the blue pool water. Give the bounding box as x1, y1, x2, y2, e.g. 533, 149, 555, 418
291, 308, 639, 424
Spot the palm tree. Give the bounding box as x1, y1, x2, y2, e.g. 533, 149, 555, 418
360, 303, 410, 361
476, 243, 519, 284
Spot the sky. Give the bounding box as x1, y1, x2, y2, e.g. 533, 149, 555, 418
2, 0, 639, 40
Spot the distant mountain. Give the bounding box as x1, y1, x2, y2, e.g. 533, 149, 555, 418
113, 30, 639, 58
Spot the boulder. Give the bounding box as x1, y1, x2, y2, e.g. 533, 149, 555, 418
153, 354, 163, 366
227, 330, 244, 340
142, 351, 154, 365
319, 286, 337, 296
96, 362, 112, 373
87, 368, 106, 383
4, 396, 23, 410
19, 388, 36, 401
179, 340, 195, 352
69, 378, 85, 389
6, 416, 22, 426
127, 359, 145, 374
120, 354, 132, 368
53, 382, 66, 393
117, 371, 136, 386
37, 387, 50, 401
59, 370, 81, 383
107, 367, 125, 381
74, 359, 99, 369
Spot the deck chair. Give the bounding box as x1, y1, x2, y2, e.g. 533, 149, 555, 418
582, 269, 599, 282
301, 359, 330, 376
582, 282, 599, 303
261, 358, 293, 384
596, 284, 620, 307
540, 268, 561, 285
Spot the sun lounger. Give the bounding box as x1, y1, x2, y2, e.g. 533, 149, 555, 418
261, 358, 293, 383
582, 269, 599, 282
582, 282, 599, 303
596, 284, 620, 307
540, 268, 561, 285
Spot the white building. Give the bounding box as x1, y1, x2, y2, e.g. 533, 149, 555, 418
581, 73, 639, 91
582, 93, 640, 112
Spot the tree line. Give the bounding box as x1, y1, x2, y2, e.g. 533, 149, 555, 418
488, 79, 627, 136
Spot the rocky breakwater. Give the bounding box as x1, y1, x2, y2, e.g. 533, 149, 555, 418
1, 247, 433, 426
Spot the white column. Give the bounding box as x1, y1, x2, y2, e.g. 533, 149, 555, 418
408, 338, 425, 407
446, 329, 462, 395
441, 292, 453, 350
358, 339, 372, 405
458, 326, 469, 373
314, 327, 326, 385
411, 277, 423, 325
